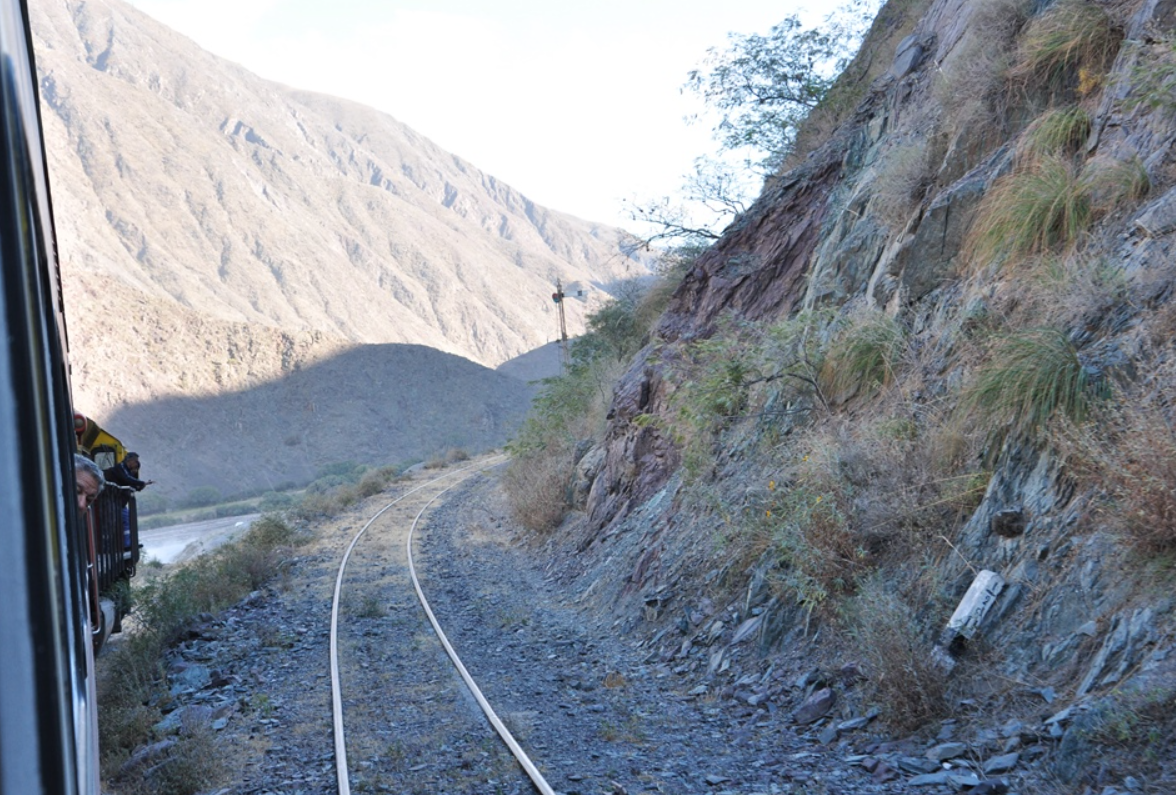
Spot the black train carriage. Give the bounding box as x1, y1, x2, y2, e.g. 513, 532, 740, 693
0, 0, 103, 791
76, 411, 142, 648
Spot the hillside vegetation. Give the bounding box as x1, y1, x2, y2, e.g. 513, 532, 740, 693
507, 0, 1176, 789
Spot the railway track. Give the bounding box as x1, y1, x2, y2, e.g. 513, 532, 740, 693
328, 456, 556, 795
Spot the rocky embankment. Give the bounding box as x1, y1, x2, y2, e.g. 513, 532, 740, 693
111, 469, 1108, 795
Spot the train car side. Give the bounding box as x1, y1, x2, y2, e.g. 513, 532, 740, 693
0, 0, 100, 792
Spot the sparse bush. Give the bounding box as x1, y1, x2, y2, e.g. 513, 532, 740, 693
307, 473, 350, 492
245, 514, 298, 549
1006, 252, 1131, 334
818, 307, 906, 405
1082, 154, 1151, 212
424, 447, 470, 469
115, 715, 226, 795
962, 326, 1107, 444
182, 485, 222, 509
846, 577, 949, 731
502, 445, 573, 533
135, 491, 169, 515
1127, 34, 1176, 113
99, 513, 303, 780
352, 594, 388, 619
315, 460, 361, 480
259, 490, 295, 511
1059, 371, 1176, 553
214, 501, 257, 518
289, 487, 357, 521
505, 274, 680, 531
355, 465, 400, 498
872, 141, 934, 230
1083, 687, 1176, 782
765, 482, 857, 611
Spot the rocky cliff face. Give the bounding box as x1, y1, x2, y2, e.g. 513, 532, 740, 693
32, 0, 646, 422
562, 0, 1176, 788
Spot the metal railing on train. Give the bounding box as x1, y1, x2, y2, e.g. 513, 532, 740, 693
91, 484, 140, 593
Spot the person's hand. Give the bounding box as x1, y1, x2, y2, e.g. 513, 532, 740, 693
145, 479, 155, 485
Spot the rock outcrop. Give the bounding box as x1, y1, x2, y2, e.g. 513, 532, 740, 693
557, 0, 1176, 789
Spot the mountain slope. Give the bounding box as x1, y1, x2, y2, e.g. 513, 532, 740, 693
106, 343, 534, 500
523, 0, 1176, 787
31, 0, 647, 419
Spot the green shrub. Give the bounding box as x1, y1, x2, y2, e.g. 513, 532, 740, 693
181, 486, 221, 509
214, 501, 257, 518
315, 460, 361, 480
1017, 105, 1092, 161
968, 154, 1092, 267
307, 474, 350, 492
258, 491, 295, 511
135, 491, 169, 515
818, 308, 906, 405
962, 327, 1106, 441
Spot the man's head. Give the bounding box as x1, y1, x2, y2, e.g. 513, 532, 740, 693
74, 453, 104, 512
124, 452, 140, 476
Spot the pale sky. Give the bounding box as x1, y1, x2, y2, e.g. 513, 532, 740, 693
121, 0, 840, 231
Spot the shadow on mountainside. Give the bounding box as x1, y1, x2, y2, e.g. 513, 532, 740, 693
106, 343, 539, 502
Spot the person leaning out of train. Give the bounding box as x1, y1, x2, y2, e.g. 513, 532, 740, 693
103, 451, 154, 491
74, 453, 105, 513
104, 452, 152, 549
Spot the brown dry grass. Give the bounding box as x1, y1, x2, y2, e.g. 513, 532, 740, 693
847, 577, 950, 731
871, 141, 936, 231
1008, 0, 1122, 99
1057, 362, 1176, 553
501, 442, 574, 533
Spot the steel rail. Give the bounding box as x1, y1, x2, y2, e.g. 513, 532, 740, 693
404, 461, 557, 795
329, 457, 501, 795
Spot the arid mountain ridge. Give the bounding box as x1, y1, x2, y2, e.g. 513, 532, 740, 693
31, 0, 645, 497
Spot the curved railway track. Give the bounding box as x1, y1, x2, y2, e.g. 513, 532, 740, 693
329, 456, 556, 795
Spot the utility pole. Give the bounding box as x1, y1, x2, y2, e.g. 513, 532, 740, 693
552, 279, 568, 367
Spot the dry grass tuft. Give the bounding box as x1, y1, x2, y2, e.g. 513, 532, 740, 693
819, 307, 906, 405
847, 578, 949, 731
1009, 0, 1122, 97
1058, 364, 1176, 553
1016, 105, 1092, 162
967, 154, 1092, 268
961, 326, 1104, 443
